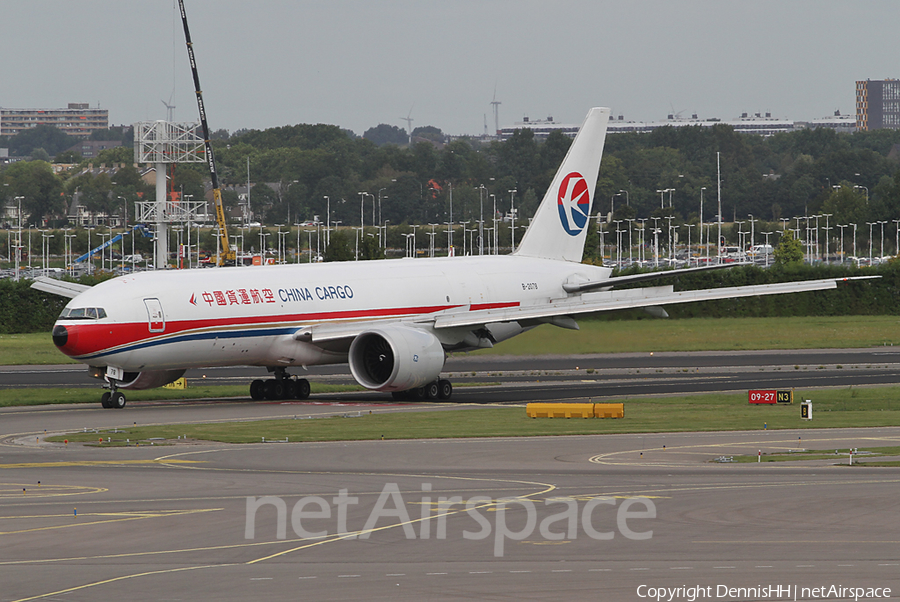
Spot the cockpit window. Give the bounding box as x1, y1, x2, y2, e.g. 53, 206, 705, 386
60, 307, 107, 320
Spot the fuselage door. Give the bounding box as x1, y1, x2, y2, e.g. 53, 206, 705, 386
144, 298, 165, 333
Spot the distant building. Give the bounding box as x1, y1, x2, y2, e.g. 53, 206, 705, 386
0, 103, 109, 138
499, 112, 796, 140
498, 110, 859, 141
856, 79, 900, 131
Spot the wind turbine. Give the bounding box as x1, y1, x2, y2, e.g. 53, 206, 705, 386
400, 106, 414, 145
161, 92, 176, 122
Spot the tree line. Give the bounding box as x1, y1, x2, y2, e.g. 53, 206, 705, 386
4, 121, 900, 248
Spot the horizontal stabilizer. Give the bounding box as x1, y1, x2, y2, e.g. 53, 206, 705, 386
30, 277, 91, 299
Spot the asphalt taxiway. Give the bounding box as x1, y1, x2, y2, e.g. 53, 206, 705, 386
1, 409, 899, 601
4, 348, 900, 405
2, 349, 900, 600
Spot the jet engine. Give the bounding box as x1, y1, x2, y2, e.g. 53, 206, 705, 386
348, 326, 445, 391
89, 367, 186, 390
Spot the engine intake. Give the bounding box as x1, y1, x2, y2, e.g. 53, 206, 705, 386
349, 326, 444, 391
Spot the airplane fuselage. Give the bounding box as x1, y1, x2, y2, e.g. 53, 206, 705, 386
53, 255, 611, 373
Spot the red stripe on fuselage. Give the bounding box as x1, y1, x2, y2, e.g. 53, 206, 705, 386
57, 300, 523, 359
469, 302, 520, 311
57, 303, 460, 358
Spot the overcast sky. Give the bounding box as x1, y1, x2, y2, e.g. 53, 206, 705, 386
2, 1, 897, 136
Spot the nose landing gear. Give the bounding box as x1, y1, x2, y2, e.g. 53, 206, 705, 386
100, 390, 126, 409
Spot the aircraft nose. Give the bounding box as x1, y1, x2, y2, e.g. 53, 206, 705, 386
52, 325, 68, 347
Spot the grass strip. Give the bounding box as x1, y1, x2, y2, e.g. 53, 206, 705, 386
730, 445, 900, 463
473, 315, 900, 355
46, 386, 900, 445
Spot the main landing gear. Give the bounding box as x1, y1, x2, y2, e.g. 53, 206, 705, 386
391, 379, 453, 401
250, 368, 311, 401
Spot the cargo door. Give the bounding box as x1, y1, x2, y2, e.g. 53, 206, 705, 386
144, 298, 165, 333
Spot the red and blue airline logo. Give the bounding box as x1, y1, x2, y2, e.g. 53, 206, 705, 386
556, 172, 590, 236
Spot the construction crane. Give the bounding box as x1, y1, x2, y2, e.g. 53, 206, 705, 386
177, 0, 235, 266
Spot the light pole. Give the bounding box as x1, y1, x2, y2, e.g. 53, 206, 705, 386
65, 230, 76, 276
747, 214, 757, 252
40, 230, 52, 277
625, 218, 635, 264
323, 196, 330, 247
656, 189, 666, 209
637, 218, 647, 265
867, 222, 876, 264
477, 184, 485, 255
699, 187, 706, 258
760, 231, 773, 267
837, 224, 848, 264
685, 223, 694, 266
854, 184, 869, 203
613, 219, 623, 267
490, 193, 498, 254
13, 196, 23, 281
259, 228, 270, 264
508, 188, 517, 252
651, 217, 662, 267
879, 220, 887, 261
304, 230, 315, 263
893, 219, 900, 258
652, 227, 661, 268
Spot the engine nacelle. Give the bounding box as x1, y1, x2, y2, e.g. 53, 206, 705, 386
89, 366, 186, 390
348, 326, 445, 392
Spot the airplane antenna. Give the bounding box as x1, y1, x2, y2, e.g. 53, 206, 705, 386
400, 106, 414, 145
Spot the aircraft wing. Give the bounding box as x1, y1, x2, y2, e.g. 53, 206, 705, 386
431, 276, 875, 330
30, 277, 91, 299
564, 263, 750, 293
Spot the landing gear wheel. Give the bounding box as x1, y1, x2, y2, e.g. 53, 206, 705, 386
294, 378, 310, 400
391, 391, 407, 401
282, 380, 296, 399
437, 379, 453, 400
264, 380, 285, 400
425, 381, 440, 400
410, 386, 427, 401
100, 392, 112, 408
250, 379, 266, 400
110, 391, 126, 409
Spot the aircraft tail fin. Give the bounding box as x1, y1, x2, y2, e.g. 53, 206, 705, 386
514, 107, 610, 263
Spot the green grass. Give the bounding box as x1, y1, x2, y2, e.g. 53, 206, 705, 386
473, 315, 900, 355
46, 385, 900, 445
730, 445, 900, 463
0, 333, 77, 365
0, 383, 363, 408
7, 316, 900, 367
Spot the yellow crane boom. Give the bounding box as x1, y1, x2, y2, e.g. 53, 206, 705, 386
177, 0, 235, 266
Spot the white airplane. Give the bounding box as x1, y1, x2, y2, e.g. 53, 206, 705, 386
33, 107, 863, 409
